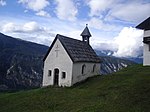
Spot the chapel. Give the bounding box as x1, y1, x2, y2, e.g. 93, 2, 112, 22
42, 25, 101, 87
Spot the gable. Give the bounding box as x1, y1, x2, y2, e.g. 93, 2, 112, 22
43, 36, 57, 61
43, 34, 73, 62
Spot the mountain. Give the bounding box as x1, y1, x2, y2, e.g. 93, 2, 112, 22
0, 64, 150, 112
0, 33, 48, 91
0, 33, 135, 91
100, 56, 136, 74
125, 57, 143, 64
95, 49, 114, 56
95, 50, 136, 74
95, 50, 143, 64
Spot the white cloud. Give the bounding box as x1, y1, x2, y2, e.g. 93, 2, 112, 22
87, 0, 150, 23
110, 2, 150, 22
87, 17, 121, 31
1, 21, 55, 45
0, 0, 6, 6
18, 0, 49, 11
36, 10, 50, 17
89, 27, 144, 58
2, 23, 16, 32
18, 0, 50, 17
2, 21, 42, 33
55, 0, 78, 21
113, 27, 143, 57
24, 10, 28, 13
23, 21, 41, 32
91, 41, 117, 51
87, 0, 115, 17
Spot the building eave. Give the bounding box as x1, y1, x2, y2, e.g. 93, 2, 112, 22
136, 17, 150, 30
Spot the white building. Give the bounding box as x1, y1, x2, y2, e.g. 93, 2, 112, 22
42, 25, 101, 87
136, 17, 150, 66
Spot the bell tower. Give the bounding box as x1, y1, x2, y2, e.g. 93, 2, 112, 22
80, 24, 92, 45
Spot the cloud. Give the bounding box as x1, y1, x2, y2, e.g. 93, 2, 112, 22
18, 0, 50, 17
91, 41, 117, 51
113, 27, 143, 57
23, 21, 42, 32
87, 0, 115, 17
87, 0, 150, 23
55, 0, 78, 21
87, 17, 121, 31
110, 2, 150, 22
2, 21, 42, 33
0, 0, 6, 6
36, 10, 50, 17
89, 27, 144, 58
1, 21, 55, 45
2, 23, 16, 32
18, 0, 49, 11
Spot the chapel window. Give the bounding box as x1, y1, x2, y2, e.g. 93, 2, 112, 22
62, 72, 66, 79
48, 70, 52, 77
92, 64, 96, 72
82, 64, 86, 74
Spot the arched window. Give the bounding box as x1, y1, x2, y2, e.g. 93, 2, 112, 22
82, 64, 86, 74
92, 64, 96, 73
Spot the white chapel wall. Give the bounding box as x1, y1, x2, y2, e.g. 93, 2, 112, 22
43, 39, 73, 87
144, 30, 150, 37
72, 62, 100, 85
143, 30, 150, 66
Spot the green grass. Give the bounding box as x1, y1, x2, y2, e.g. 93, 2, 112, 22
0, 64, 150, 112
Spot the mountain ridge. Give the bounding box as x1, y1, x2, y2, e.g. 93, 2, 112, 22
95, 50, 143, 64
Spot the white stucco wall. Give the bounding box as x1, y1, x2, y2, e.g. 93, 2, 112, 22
144, 30, 150, 37
72, 62, 100, 85
42, 39, 73, 87
143, 30, 150, 66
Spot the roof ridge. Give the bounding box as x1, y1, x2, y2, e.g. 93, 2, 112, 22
57, 34, 82, 42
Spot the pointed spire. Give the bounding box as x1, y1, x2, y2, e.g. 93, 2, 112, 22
80, 24, 92, 45
80, 24, 92, 37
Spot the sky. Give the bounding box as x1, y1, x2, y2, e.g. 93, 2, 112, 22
0, 0, 150, 57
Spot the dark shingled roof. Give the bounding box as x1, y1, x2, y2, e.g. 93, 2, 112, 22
80, 26, 92, 37
136, 17, 150, 30
43, 34, 101, 63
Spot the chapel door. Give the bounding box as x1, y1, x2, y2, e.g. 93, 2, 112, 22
54, 68, 59, 86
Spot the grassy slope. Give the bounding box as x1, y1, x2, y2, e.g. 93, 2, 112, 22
0, 64, 150, 112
